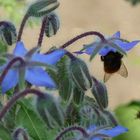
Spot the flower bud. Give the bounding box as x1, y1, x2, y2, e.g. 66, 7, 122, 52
91, 77, 108, 109
45, 13, 60, 37
73, 86, 85, 105
0, 21, 17, 46
80, 105, 98, 126
27, 0, 59, 17
57, 56, 73, 101
70, 58, 92, 91
36, 93, 64, 129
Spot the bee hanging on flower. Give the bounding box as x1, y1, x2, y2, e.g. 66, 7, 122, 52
75, 31, 140, 82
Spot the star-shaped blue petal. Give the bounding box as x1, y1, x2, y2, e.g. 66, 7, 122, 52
13, 41, 27, 56
75, 31, 140, 57
31, 49, 66, 65
25, 67, 56, 88
1, 69, 19, 93
0, 41, 66, 93
87, 125, 128, 140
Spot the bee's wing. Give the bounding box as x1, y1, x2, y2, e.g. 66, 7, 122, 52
104, 73, 112, 82
117, 61, 128, 78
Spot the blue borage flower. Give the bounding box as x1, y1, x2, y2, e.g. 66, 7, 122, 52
87, 125, 128, 140
74, 31, 140, 82
75, 31, 140, 59
0, 41, 66, 93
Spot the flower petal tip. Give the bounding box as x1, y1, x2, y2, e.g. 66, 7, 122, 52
14, 41, 27, 56
113, 31, 121, 38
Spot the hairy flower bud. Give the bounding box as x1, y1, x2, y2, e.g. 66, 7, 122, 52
36, 93, 64, 129
0, 21, 17, 46
80, 105, 98, 126
91, 77, 108, 109
57, 56, 73, 102
73, 86, 85, 105
45, 13, 60, 37
27, 0, 59, 17
70, 58, 92, 91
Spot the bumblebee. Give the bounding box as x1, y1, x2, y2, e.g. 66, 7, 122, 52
101, 51, 128, 82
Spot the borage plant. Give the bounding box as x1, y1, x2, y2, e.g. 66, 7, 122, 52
0, 0, 139, 140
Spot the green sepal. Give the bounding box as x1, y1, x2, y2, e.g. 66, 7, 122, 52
15, 101, 48, 140
103, 110, 118, 127
70, 58, 92, 91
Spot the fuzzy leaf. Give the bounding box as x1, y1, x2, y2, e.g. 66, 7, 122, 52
0, 41, 8, 54
36, 93, 64, 129
15, 102, 48, 140
3, 105, 17, 131
0, 123, 11, 140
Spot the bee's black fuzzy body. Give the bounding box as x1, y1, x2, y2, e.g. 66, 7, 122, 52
101, 51, 123, 74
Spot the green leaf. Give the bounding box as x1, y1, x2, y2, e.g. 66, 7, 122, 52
36, 93, 64, 129
0, 123, 11, 140
15, 102, 48, 140
0, 58, 6, 66
57, 56, 73, 101
0, 41, 8, 54
3, 104, 17, 131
